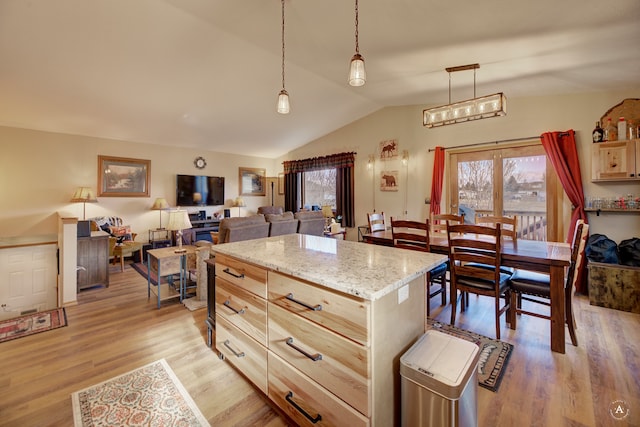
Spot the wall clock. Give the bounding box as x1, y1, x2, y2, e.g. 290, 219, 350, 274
194, 156, 207, 169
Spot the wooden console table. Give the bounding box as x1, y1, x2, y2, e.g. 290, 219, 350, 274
146, 246, 197, 308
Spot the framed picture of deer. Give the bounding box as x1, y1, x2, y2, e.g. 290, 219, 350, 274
380, 170, 399, 191
379, 139, 398, 160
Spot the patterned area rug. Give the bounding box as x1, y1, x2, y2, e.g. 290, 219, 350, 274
71, 359, 210, 427
0, 308, 67, 344
426, 318, 513, 392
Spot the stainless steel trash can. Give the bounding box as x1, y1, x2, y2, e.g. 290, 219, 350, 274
400, 330, 480, 427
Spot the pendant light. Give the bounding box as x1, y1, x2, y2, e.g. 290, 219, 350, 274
277, 0, 290, 114
348, 0, 366, 86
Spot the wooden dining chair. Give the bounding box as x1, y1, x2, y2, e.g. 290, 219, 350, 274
446, 222, 511, 339
390, 217, 447, 317
367, 212, 386, 232
430, 212, 464, 234
475, 214, 518, 240
508, 220, 589, 347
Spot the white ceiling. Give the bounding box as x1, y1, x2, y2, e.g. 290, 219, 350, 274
1, 0, 638, 158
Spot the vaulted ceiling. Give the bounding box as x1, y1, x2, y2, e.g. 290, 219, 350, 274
1, 0, 638, 158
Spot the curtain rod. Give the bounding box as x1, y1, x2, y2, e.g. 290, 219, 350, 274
427, 135, 540, 152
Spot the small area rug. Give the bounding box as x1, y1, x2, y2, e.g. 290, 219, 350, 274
71, 359, 210, 427
0, 308, 67, 344
182, 297, 207, 311
426, 318, 513, 392
132, 262, 167, 285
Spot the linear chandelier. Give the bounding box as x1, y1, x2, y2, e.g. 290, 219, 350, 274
423, 64, 506, 128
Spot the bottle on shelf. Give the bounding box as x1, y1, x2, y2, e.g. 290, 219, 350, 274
627, 120, 636, 140
618, 117, 627, 141
592, 121, 604, 143
604, 117, 617, 142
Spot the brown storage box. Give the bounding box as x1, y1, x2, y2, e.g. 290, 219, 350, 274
587, 261, 640, 314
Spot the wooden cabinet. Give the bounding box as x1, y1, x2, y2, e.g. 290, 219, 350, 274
77, 232, 109, 290
214, 252, 426, 426
591, 139, 639, 181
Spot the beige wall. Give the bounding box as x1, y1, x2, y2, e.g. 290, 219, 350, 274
280, 90, 640, 243
2, 89, 639, 243
0, 127, 280, 239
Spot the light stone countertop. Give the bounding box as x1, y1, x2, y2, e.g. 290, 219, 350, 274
211, 234, 448, 301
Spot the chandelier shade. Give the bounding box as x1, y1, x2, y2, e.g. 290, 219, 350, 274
423, 92, 507, 128
423, 63, 506, 128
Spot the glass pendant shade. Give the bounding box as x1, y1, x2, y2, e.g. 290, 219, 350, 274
349, 53, 366, 86
277, 89, 290, 114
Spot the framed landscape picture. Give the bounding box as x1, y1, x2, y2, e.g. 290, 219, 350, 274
239, 167, 266, 196
98, 155, 150, 197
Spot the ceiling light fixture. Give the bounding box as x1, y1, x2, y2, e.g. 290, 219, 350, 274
423, 63, 506, 128
348, 0, 366, 86
277, 0, 290, 114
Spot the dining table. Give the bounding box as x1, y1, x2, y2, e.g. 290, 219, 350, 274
362, 229, 572, 353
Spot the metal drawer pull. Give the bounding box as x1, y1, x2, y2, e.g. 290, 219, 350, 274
223, 299, 246, 315
286, 337, 322, 361
285, 391, 322, 424
286, 293, 322, 311
223, 267, 244, 279
223, 339, 245, 358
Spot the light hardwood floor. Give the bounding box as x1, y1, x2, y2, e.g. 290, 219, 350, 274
0, 264, 638, 426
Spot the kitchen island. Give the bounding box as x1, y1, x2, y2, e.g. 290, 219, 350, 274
210, 234, 447, 427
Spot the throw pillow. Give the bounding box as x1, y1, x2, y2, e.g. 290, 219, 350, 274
109, 225, 133, 241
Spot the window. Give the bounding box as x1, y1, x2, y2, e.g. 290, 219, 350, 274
303, 168, 336, 210
449, 144, 561, 241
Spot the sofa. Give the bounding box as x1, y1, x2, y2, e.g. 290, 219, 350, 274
295, 211, 325, 236
264, 211, 298, 236
213, 214, 270, 244
257, 206, 284, 215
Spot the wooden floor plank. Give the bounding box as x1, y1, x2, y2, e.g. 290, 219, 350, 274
0, 263, 638, 426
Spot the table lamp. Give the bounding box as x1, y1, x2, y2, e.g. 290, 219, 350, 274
150, 197, 170, 229
70, 187, 98, 220
321, 205, 334, 229
234, 197, 246, 217
167, 209, 192, 253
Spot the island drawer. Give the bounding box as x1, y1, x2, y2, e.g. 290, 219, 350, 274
268, 303, 370, 416
268, 271, 370, 346
216, 316, 267, 394
268, 352, 369, 427
216, 277, 267, 346
216, 253, 267, 298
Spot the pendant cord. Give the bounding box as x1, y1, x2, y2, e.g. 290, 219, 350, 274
354, 0, 359, 54
281, 0, 286, 90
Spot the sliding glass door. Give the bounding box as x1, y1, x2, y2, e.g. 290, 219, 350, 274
449, 144, 561, 241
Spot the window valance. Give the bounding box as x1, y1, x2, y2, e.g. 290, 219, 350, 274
283, 152, 356, 174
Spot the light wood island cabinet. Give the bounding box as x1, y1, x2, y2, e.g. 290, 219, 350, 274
211, 234, 448, 427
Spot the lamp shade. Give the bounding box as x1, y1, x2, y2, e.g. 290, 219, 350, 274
150, 197, 169, 210
70, 187, 97, 203
234, 197, 246, 208
166, 210, 192, 231
348, 53, 366, 87
321, 205, 334, 218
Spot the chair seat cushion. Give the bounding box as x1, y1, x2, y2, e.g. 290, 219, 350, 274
429, 262, 448, 277
457, 272, 511, 291
508, 269, 551, 297
465, 262, 514, 275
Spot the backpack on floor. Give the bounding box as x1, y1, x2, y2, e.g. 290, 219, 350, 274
618, 237, 640, 267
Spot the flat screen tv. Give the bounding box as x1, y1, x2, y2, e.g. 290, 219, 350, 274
176, 175, 225, 206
